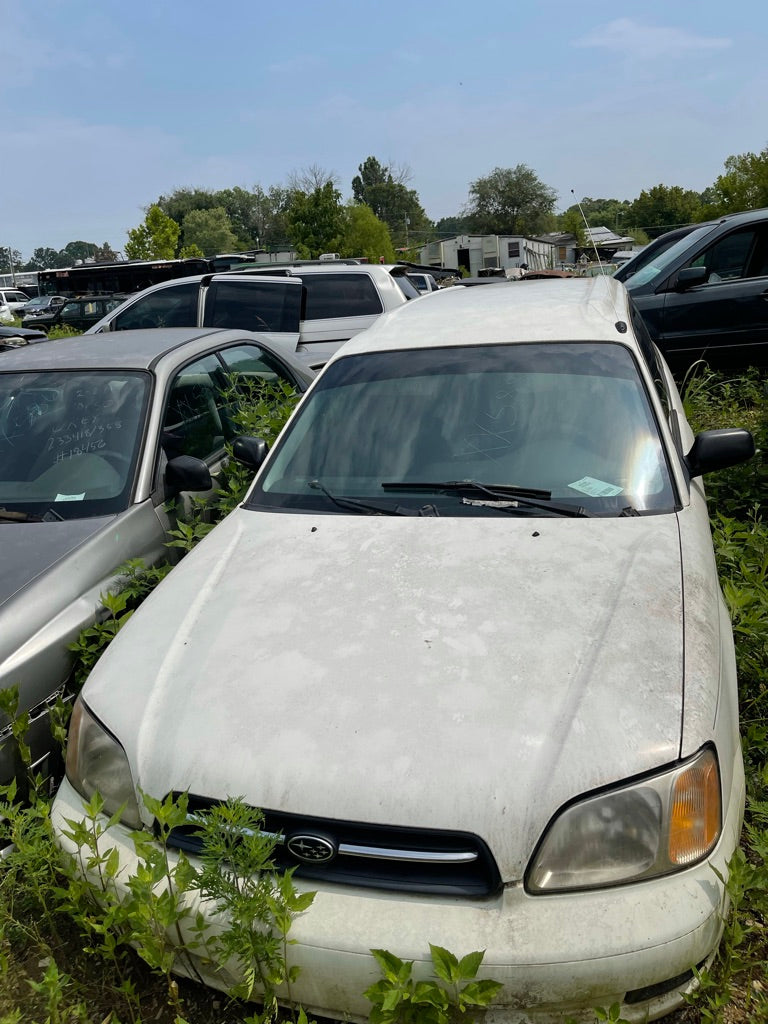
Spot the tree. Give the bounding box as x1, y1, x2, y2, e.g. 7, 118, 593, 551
559, 197, 631, 233
125, 206, 180, 260
60, 240, 98, 264
93, 242, 120, 262
23, 247, 62, 271
556, 209, 586, 247
465, 165, 558, 235
286, 182, 345, 258
181, 208, 239, 256
433, 215, 472, 238
287, 164, 340, 194
341, 203, 396, 263
626, 185, 702, 238
0, 248, 23, 274
709, 144, 768, 214
155, 184, 293, 251
351, 156, 431, 246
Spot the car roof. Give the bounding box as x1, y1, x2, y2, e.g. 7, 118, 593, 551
331, 276, 634, 358
0, 327, 272, 372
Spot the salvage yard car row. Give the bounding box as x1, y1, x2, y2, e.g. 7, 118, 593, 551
0, 274, 752, 1021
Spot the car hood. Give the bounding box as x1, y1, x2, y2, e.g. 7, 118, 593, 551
0, 516, 116, 609
88, 509, 685, 879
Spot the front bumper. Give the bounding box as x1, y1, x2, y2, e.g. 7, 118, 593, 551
52, 758, 744, 1024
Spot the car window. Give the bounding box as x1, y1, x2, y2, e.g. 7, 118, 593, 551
624, 223, 718, 291
218, 343, 298, 388
252, 343, 675, 516
301, 274, 383, 320
0, 370, 149, 518
113, 281, 199, 330
60, 302, 81, 318
204, 279, 303, 332
393, 274, 421, 300
688, 227, 768, 283
161, 354, 229, 464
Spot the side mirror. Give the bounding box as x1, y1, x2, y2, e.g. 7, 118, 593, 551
685, 428, 754, 477
165, 455, 213, 493
232, 436, 269, 471
675, 266, 708, 291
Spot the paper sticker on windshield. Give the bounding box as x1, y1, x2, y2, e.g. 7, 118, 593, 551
55, 492, 86, 502
568, 476, 623, 497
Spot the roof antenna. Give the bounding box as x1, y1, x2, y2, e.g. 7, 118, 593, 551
571, 189, 607, 277
571, 190, 626, 333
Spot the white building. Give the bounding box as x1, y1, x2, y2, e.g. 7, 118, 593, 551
420, 234, 556, 277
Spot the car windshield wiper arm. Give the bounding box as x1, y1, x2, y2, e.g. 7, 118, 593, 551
308, 480, 438, 517
381, 480, 590, 518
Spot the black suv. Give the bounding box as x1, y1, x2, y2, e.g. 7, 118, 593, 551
22, 295, 123, 333
624, 208, 768, 371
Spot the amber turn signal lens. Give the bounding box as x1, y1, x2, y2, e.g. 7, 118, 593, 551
668, 749, 720, 865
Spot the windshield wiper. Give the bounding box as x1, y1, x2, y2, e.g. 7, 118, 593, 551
381, 480, 590, 518
308, 480, 438, 517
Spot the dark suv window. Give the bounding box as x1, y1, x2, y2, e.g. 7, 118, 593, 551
113, 282, 199, 330
204, 279, 303, 332
302, 274, 383, 320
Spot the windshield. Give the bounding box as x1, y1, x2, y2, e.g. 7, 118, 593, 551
0, 370, 149, 519
249, 343, 675, 517
624, 223, 718, 291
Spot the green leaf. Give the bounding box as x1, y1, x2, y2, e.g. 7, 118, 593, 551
456, 949, 485, 981
430, 943, 459, 984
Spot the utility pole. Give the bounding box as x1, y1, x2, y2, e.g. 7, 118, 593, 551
404, 216, 410, 247
4, 247, 17, 285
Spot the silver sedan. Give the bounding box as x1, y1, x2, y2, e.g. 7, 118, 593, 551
0, 327, 313, 789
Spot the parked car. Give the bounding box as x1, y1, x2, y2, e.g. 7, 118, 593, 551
0, 327, 313, 790
86, 263, 421, 368
53, 277, 754, 1022
613, 224, 708, 284
17, 294, 66, 318
623, 207, 768, 370
0, 289, 30, 320
0, 325, 49, 353
407, 271, 441, 293
22, 294, 124, 333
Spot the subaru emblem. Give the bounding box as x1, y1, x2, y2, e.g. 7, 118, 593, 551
286, 833, 337, 864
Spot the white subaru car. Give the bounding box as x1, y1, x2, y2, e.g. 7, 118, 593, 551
53, 277, 754, 1022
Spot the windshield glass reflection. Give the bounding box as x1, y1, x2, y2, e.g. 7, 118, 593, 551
0, 370, 149, 519
251, 343, 676, 517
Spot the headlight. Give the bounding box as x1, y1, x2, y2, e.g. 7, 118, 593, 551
66, 697, 142, 829
527, 747, 721, 892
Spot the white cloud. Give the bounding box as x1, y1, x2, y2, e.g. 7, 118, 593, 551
574, 18, 732, 59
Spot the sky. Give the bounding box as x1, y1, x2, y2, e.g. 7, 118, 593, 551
2, 0, 767, 261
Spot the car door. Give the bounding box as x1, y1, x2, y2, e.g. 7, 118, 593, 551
655, 224, 768, 366
151, 341, 302, 540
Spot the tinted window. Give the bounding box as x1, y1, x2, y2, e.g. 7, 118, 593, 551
113, 282, 199, 330
204, 279, 302, 332
688, 227, 768, 282
302, 274, 383, 320
393, 274, 421, 300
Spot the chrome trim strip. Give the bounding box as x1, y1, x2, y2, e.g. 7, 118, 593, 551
338, 843, 477, 864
